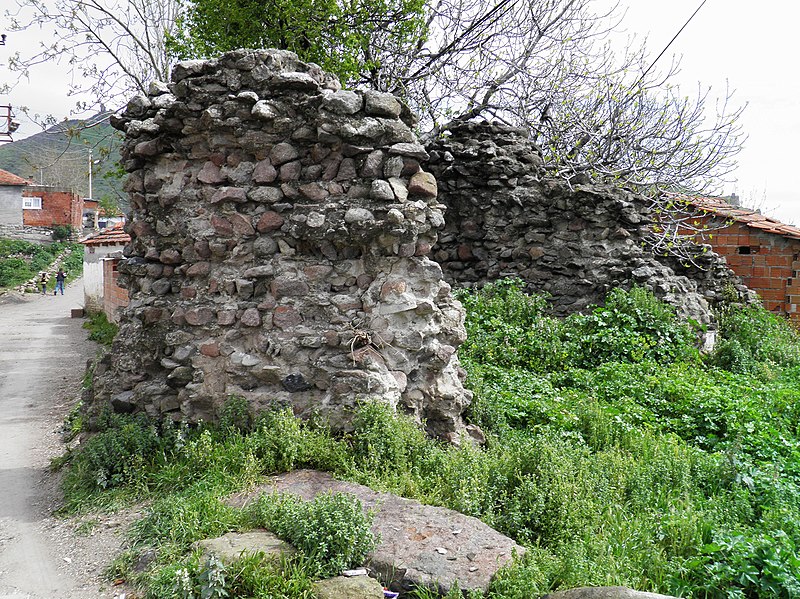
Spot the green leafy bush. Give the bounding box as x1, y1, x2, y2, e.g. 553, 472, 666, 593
712, 302, 800, 373
248, 492, 377, 577
52, 225, 74, 241
457, 279, 567, 372
679, 531, 800, 599
82, 311, 119, 345
65, 412, 167, 493
563, 286, 699, 367
459, 281, 698, 373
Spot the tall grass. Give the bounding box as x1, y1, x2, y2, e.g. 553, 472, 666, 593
66, 283, 800, 598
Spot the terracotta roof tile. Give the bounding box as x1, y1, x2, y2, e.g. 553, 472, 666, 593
81, 222, 131, 246
0, 168, 29, 186
673, 194, 800, 242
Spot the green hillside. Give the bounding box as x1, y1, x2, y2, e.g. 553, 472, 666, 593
0, 114, 125, 208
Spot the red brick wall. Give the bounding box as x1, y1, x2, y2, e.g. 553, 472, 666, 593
103, 258, 129, 323
696, 220, 800, 322
22, 189, 83, 228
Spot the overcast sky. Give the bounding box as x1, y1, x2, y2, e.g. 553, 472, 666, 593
604, 0, 799, 223
1, 0, 798, 223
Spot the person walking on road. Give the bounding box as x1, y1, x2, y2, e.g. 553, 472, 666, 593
39, 272, 48, 295
54, 269, 66, 295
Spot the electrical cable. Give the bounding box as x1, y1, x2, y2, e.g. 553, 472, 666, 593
637, 0, 709, 87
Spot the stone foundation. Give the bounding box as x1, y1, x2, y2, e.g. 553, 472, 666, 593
428, 122, 750, 325
88, 50, 473, 441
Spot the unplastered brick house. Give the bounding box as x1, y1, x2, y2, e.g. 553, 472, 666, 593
681, 195, 800, 323
22, 186, 84, 230
0, 167, 29, 226
80, 223, 131, 322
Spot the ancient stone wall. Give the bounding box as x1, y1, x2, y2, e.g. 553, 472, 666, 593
427, 122, 750, 325
89, 49, 474, 442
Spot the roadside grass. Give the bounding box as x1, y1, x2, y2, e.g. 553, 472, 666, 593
0, 238, 83, 289
65, 282, 800, 598
82, 311, 119, 346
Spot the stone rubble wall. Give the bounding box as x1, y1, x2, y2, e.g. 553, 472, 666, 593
427, 122, 751, 325
0, 224, 56, 244
88, 49, 474, 442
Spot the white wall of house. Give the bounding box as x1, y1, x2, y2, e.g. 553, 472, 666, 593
83, 244, 121, 312
0, 185, 24, 226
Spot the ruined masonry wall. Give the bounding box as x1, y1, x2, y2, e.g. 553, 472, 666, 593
90, 49, 474, 442
428, 122, 749, 324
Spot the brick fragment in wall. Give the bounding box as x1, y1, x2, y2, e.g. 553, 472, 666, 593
86, 49, 473, 444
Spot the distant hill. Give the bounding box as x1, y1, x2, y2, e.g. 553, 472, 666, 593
0, 114, 126, 208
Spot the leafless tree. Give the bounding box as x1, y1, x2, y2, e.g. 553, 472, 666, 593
363, 0, 746, 263
368, 0, 744, 195
4, 0, 179, 115
5, 0, 745, 263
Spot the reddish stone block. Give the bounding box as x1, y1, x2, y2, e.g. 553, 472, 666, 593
184, 307, 214, 326
273, 305, 302, 329
200, 342, 221, 357
229, 213, 255, 236
159, 249, 183, 264
210, 187, 247, 204
186, 262, 211, 277
211, 214, 234, 236
256, 211, 284, 232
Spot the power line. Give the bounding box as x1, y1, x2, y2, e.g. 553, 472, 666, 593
638, 0, 709, 87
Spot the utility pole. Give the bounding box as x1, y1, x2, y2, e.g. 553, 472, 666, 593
0, 33, 20, 143
88, 150, 93, 200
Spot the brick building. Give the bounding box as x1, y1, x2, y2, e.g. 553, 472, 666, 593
80, 223, 130, 322
682, 195, 800, 322
102, 255, 129, 323
22, 186, 84, 229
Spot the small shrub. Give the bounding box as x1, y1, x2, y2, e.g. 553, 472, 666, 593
83, 311, 119, 345
678, 531, 800, 598
64, 412, 166, 494
456, 279, 566, 372
52, 225, 74, 241
248, 491, 377, 577
712, 302, 800, 372
563, 286, 698, 367
218, 395, 254, 434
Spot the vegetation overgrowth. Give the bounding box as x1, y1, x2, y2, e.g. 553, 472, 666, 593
0, 238, 83, 289
82, 311, 119, 346
65, 281, 800, 598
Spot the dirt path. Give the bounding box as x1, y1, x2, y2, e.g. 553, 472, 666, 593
0, 281, 123, 599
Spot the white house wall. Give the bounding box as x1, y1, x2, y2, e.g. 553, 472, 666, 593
83, 244, 120, 312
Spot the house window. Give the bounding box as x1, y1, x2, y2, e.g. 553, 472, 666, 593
737, 246, 751, 254
23, 197, 42, 209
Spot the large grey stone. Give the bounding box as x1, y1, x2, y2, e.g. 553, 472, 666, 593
228, 470, 523, 596
543, 588, 679, 599
313, 575, 385, 599
194, 530, 296, 563
323, 90, 364, 115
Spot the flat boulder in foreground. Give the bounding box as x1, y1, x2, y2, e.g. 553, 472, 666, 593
227, 469, 524, 595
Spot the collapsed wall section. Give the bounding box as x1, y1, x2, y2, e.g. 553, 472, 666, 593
89, 49, 474, 441
428, 122, 749, 325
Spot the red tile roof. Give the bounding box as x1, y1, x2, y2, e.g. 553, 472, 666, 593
0, 168, 29, 186
81, 222, 131, 246
675, 194, 800, 242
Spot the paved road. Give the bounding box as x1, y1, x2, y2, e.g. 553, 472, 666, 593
0, 281, 98, 598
